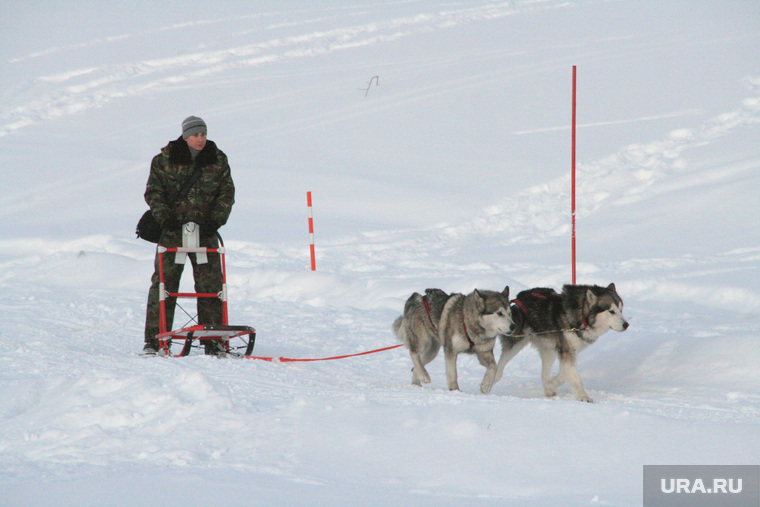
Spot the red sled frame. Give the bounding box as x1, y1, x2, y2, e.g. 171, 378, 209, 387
155, 235, 255, 357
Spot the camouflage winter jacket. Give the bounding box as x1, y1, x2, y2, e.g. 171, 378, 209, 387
144, 136, 235, 229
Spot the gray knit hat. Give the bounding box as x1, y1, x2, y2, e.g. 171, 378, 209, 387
182, 116, 207, 139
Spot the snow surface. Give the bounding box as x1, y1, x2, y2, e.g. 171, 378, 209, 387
1, 1, 759, 505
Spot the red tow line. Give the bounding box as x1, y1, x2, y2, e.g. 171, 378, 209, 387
244, 343, 404, 363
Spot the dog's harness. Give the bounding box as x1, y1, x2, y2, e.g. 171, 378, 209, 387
421, 295, 438, 332
510, 298, 529, 317
509, 291, 590, 338
424, 294, 474, 347
509, 291, 547, 323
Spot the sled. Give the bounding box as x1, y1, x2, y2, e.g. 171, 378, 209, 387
155, 234, 255, 357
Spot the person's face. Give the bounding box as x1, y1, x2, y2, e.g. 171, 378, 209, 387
185, 132, 207, 151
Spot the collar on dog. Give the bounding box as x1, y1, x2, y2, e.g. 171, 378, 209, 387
460, 310, 475, 347
421, 295, 438, 332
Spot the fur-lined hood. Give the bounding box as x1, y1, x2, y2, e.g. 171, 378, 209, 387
164, 136, 221, 167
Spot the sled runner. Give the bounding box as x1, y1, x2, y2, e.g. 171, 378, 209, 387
155, 235, 255, 357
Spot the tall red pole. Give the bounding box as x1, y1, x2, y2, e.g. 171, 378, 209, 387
307, 191, 316, 271
571, 65, 577, 284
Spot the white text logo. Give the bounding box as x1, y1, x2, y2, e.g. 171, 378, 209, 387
661, 478, 742, 494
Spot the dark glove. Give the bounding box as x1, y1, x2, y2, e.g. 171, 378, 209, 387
161, 215, 181, 231
200, 220, 221, 234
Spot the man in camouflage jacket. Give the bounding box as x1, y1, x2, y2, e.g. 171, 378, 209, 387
143, 116, 235, 355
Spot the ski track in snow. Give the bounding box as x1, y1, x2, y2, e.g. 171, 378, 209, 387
456, 78, 760, 240
1, 1, 581, 138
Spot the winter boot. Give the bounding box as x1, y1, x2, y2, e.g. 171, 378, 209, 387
204, 339, 228, 357
142, 342, 158, 355
143, 339, 171, 356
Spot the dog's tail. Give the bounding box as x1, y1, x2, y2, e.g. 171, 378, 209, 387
392, 315, 405, 343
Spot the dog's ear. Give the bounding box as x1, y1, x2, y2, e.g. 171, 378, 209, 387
586, 289, 597, 306
607, 282, 617, 293
502, 285, 510, 300
472, 289, 485, 311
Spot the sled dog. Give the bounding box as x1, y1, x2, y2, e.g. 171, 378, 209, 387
393, 288, 451, 386
438, 287, 515, 394
495, 283, 629, 402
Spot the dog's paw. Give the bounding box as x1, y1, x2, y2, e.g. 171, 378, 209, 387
577, 396, 593, 403
412, 368, 430, 385
544, 389, 557, 398
480, 382, 493, 395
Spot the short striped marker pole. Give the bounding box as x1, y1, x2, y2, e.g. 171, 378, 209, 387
307, 191, 316, 271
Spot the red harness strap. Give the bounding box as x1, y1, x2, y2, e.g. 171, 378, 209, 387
460, 310, 475, 347
511, 290, 548, 318
424, 295, 474, 346
421, 295, 437, 332
423, 295, 473, 346
511, 298, 528, 316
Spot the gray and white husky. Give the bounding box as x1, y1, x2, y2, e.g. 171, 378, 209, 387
438, 287, 516, 394
495, 283, 629, 402
393, 288, 451, 386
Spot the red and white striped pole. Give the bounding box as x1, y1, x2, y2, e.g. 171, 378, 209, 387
307, 191, 316, 271
571, 65, 577, 285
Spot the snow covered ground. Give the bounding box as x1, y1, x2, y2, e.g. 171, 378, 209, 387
1, 1, 759, 505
